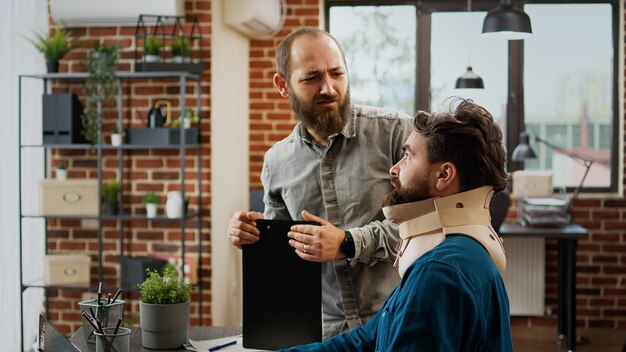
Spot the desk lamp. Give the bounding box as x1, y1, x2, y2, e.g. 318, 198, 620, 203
512, 132, 594, 222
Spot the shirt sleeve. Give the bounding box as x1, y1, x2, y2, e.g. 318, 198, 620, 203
279, 310, 380, 352
261, 154, 292, 220
346, 117, 414, 266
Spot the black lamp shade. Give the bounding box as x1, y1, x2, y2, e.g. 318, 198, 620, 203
455, 66, 485, 89
512, 132, 537, 161
482, 0, 532, 40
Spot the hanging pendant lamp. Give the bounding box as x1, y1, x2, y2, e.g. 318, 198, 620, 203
482, 0, 532, 40
455, 66, 485, 89
455, 0, 484, 89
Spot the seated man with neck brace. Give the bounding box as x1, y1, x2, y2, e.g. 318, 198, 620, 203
282, 99, 513, 352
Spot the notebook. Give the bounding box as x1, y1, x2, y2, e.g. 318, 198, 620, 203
37, 314, 81, 351
242, 219, 322, 350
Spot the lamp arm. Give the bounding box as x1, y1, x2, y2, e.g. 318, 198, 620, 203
533, 135, 594, 165
567, 159, 593, 221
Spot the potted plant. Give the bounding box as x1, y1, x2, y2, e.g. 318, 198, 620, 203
170, 108, 199, 129
56, 163, 68, 181
81, 43, 118, 145
111, 125, 122, 147
171, 36, 191, 64
140, 265, 191, 349
102, 180, 120, 215
141, 192, 160, 218
26, 26, 74, 73
144, 35, 162, 63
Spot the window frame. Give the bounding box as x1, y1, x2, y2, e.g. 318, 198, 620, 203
325, 0, 619, 194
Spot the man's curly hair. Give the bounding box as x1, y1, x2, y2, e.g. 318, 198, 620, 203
412, 98, 509, 193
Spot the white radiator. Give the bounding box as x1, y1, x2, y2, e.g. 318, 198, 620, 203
502, 237, 545, 316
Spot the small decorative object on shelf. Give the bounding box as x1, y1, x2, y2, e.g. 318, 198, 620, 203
102, 180, 120, 215
111, 126, 123, 147
139, 265, 191, 349
170, 108, 199, 129
171, 36, 191, 63
81, 43, 119, 145
56, 163, 67, 181
144, 35, 163, 63
134, 14, 204, 74
166, 191, 183, 218
141, 192, 161, 218
25, 26, 74, 73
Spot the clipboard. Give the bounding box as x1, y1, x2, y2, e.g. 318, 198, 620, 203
242, 219, 322, 350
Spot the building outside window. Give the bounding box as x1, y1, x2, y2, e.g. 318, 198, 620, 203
326, 0, 618, 194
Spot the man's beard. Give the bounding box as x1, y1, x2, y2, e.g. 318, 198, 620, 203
289, 87, 351, 137
382, 173, 433, 207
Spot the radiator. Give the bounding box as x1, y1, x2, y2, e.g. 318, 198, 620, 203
501, 237, 545, 316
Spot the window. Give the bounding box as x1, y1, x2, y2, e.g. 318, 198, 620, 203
328, 5, 416, 114
326, 0, 618, 193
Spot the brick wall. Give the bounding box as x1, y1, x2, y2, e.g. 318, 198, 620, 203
45, 0, 212, 335
249, 0, 626, 331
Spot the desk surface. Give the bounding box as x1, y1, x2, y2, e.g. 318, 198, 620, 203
500, 222, 588, 239
70, 326, 242, 352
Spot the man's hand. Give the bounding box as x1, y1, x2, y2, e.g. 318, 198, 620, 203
228, 211, 264, 249
288, 210, 346, 262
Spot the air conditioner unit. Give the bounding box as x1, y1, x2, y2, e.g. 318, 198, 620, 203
224, 0, 286, 38
50, 0, 184, 27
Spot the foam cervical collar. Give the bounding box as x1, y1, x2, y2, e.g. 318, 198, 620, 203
382, 186, 506, 274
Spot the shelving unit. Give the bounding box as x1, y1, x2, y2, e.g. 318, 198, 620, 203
18, 71, 203, 350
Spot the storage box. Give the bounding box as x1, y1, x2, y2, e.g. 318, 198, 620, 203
44, 254, 91, 285
39, 179, 99, 216
120, 256, 168, 289
127, 127, 199, 145
511, 170, 553, 199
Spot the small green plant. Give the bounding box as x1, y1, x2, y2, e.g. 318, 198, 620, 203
141, 192, 161, 205
144, 35, 162, 56
57, 163, 67, 170
140, 265, 191, 304
102, 180, 120, 203
26, 26, 74, 63
81, 43, 119, 145
170, 108, 199, 128
171, 36, 191, 57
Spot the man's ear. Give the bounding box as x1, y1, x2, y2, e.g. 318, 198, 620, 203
434, 162, 458, 193
273, 73, 289, 98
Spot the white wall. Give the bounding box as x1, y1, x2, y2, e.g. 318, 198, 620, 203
0, 1, 47, 350
210, 0, 250, 326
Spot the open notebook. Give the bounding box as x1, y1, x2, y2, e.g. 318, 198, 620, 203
242, 219, 322, 350
37, 314, 81, 351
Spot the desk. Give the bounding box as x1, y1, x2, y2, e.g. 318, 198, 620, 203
500, 222, 588, 352
70, 326, 242, 351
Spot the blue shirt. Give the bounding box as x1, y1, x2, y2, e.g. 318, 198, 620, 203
281, 235, 513, 351
262, 105, 413, 338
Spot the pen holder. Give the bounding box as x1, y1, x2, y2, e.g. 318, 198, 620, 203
78, 299, 125, 344
95, 327, 131, 352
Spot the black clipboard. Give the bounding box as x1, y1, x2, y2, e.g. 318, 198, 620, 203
242, 219, 322, 350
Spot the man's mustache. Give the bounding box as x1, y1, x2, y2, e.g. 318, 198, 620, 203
390, 176, 401, 189
315, 94, 338, 103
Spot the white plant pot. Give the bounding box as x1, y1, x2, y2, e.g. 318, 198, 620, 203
146, 203, 157, 218
144, 54, 161, 63
111, 133, 122, 147
56, 169, 67, 181
172, 56, 191, 64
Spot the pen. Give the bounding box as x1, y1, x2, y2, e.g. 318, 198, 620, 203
97, 282, 102, 306
111, 288, 122, 303
208, 340, 237, 351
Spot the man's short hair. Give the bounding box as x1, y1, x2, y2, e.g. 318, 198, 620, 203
413, 98, 509, 192
275, 27, 347, 83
